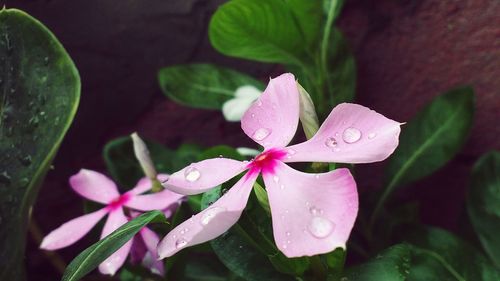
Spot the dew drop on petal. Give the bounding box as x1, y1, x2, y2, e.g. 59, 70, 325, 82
286, 148, 296, 158
342, 127, 362, 143
309, 206, 323, 215
368, 132, 377, 139
286, 231, 291, 237
200, 206, 227, 226
325, 137, 338, 149
184, 166, 201, 182
252, 128, 271, 141
251, 113, 255, 118
273, 176, 279, 182
308, 216, 335, 238
280, 184, 285, 190
175, 238, 188, 249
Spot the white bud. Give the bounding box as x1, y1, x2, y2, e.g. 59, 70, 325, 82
131, 132, 157, 179
297, 82, 320, 139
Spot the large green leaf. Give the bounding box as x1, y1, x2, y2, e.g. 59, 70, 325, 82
158, 64, 263, 110
61, 211, 166, 281
374, 87, 474, 219
0, 9, 80, 279
405, 227, 500, 281
103, 136, 201, 188
209, 0, 308, 65
343, 244, 412, 280
467, 151, 500, 267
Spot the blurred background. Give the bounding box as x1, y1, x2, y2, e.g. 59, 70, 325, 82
4, 0, 498, 280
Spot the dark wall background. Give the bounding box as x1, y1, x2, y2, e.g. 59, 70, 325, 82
3, 0, 498, 280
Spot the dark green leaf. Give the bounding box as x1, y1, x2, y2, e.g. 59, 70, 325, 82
103, 136, 201, 188
198, 145, 245, 161
200, 187, 293, 281
285, 0, 323, 50
375, 87, 474, 217
467, 151, 500, 267
343, 244, 411, 281
209, 0, 308, 65
158, 64, 263, 110
62, 211, 166, 281
405, 227, 500, 281
324, 247, 346, 279
0, 8, 80, 279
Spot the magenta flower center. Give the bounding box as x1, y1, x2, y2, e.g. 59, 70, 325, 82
247, 148, 286, 176
107, 193, 131, 211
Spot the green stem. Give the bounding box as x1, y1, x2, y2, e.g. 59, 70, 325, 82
310, 256, 327, 281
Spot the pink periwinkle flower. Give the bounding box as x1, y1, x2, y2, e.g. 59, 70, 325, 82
157, 73, 401, 259
40, 170, 183, 275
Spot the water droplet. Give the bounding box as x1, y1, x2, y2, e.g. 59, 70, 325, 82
175, 238, 187, 249
44, 56, 49, 65
325, 137, 338, 149
251, 113, 255, 118
257, 100, 262, 106
280, 184, 285, 190
282, 243, 288, 249
184, 166, 201, 182
286, 231, 291, 236
200, 206, 226, 225
342, 127, 362, 143
368, 132, 376, 139
252, 128, 271, 141
308, 216, 335, 238
315, 174, 320, 179
0, 171, 12, 184
273, 176, 279, 182
309, 206, 323, 215
19, 155, 32, 166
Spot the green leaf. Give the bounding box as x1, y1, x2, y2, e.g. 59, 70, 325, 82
326, 27, 356, 106
103, 136, 201, 188
62, 211, 166, 281
201, 187, 293, 281
323, 0, 346, 20
343, 244, 412, 281
158, 64, 263, 110
324, 247, 346, 279
198, 145, 245, 161
0, 8, 80, 279
405, 227, 500, 281
374, 87, 474, 219
467, 151, 500, 267
209, 0, 308, 65
285, 0, 323, 50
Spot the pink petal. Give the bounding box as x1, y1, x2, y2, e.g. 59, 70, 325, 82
70, 169, 120, 204
158, 172, 258, 259
163, 158, 248, 195
99, 208, 131, 275
40, 208, 108, 250
126, 188, 184, 211
263, 162, 358, 257
140, 227, 165, 276
130, 236, 147, 265
130, 174, 170, 195
285, 103, 401, 164
241, 73, 300, 149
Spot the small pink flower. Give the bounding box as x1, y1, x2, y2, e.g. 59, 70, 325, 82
158, 73, 401, 259
40, 170, 183, 275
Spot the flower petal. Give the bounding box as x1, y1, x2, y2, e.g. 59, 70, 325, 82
70, 169, 120, 204
285, 103, 401, 164
40, 208, 108, 250
140, 227, 165, 276
129, 174, 169, 195
125, 188, 184, 211
263, 162, 358, 257
99, 208, 131, 275
163, 158, 248, 195
130, 236, 147, 265
158, 172, 258, 259
241, 73, 299, 149
222, 85, 261, 122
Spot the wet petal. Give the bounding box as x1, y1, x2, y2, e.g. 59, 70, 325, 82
263, 162, 358, 257
163, 158, 248, 195
40, 208, 108, 250
130, 174, 169, 195
241, 73, 299, 149
99, 208, 131, 275
125, 188, 184, 211
158, 172, 258, 259
285, 103, 401, 164
70, 169, 120, 204
140, 227, 165, 276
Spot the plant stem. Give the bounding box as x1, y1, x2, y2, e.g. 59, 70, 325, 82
310, 255, 327, 281
29, 219, 67, 274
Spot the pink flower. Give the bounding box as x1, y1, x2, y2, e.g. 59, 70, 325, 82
40, 170, 183, 275
158, 73, 401, 259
